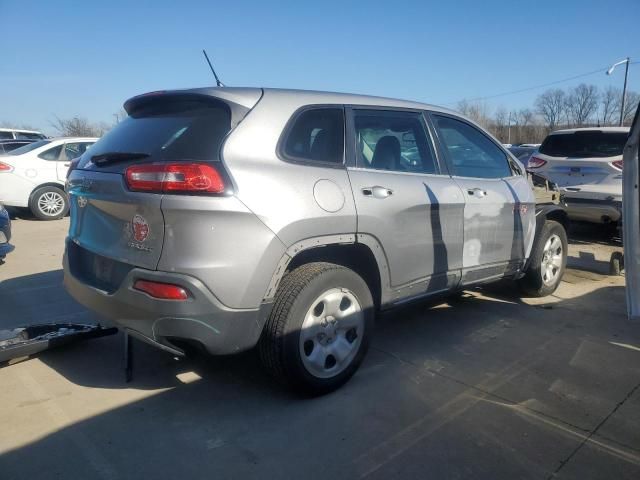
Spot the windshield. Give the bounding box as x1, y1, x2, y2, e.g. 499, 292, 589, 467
82, 98, 231, 167
7, 140, 51, 156
539, 131, 628, 158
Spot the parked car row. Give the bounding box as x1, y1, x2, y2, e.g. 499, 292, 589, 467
0, 137, 97, 219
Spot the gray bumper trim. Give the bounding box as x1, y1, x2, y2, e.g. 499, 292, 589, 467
63, 253, 272, 355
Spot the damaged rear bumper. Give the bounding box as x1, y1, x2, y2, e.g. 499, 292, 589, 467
63, 251, 271, 356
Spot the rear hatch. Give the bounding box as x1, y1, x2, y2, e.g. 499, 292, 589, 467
66, 88, 261, 287
534, 130, 627, 187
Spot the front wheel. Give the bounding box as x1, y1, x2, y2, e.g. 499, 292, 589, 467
259, 262, 374, 396
518, 220, 568, 297
29, 186, 69, 220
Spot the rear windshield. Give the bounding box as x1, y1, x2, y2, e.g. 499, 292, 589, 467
84, 99, 232, 164
539, 131, 628, 158
7, 140, 51, 156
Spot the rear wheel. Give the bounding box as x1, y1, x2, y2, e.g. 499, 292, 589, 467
518, 220, 568, 297
29, 186, 69, 220
259, 262, 374, 395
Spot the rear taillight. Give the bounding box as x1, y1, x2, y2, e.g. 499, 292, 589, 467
125, 163, 226, 194
611, 160, 623, 171
0, 162, 13, 172
133, 279, 189, 300
527, 156, 547, 169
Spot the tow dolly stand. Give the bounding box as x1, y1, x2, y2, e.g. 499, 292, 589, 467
609, 251, 624, 276
124, 331, 133, 383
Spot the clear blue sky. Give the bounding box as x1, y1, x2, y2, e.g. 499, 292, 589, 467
1, 0, 639, 134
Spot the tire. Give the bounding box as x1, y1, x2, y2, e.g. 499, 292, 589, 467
518, 220, 568, 297
259, 262, 374, 396
29, 186, 69, 220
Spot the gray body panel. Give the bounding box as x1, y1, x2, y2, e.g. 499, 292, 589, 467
454, 175, 535, 283
347, 168, 464, 290
63, 87, 538, 355
623, 109, 640, 321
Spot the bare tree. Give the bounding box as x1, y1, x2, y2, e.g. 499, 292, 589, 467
623, 91, 640, 125
50, 116, 110, 137
535, 89, 565, 130
518, 108, 534, 126
113, 109, 128, 124
456, 99, 491, 128
599, 86, 621, 126
491, 107, 509, 141
565, 84, 599, 127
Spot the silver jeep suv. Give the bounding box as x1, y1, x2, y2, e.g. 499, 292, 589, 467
64, 87, 567, 394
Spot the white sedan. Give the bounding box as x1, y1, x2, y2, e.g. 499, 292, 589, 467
0, 137, 97, 219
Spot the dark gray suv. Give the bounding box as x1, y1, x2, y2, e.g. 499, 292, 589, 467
64, 87, 568, 394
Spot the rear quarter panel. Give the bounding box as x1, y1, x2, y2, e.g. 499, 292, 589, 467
222, 91, 358, 250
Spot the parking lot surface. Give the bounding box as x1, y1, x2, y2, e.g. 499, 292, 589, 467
1, 216, 638, 479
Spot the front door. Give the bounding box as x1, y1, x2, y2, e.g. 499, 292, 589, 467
430, 113, 535, 284
347, 108, 464, 302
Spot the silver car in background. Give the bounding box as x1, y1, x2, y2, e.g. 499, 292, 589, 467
529, 127, 628, 226
63, 87, 567, 394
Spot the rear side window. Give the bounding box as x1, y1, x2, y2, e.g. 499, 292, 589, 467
539, 131, 628, 158
354, 110, 437, 174
433, 115, 511, 179
85, 99, 231, 164
282, 108, 344, 164
38, 145, 63, 161
0, 132, 13, 140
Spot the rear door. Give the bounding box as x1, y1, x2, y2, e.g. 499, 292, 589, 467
431, 113, 535, 284
346, 108, 464, 300
67, 94, 243, 272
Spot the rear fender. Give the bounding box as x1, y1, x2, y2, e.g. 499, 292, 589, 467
262, 233, 391, 308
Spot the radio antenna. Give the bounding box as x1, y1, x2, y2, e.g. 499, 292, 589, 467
202, 49, 225, 87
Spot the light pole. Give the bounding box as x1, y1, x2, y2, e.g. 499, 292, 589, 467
606, 57, 630, 126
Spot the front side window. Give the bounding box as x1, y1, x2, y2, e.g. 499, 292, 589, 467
0, 132, 13, 140
282, 108, 344, 164
64, 142, 93, 160
38, 145, 63, 161
433, 114, 511, 179
353, 110, 437, 174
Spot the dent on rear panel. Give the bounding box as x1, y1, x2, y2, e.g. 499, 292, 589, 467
158, 195, 286, 309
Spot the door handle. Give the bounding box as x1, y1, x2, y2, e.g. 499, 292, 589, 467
467, 188, 487, 198
63, 162, 71, 167
362, 186, 393, 199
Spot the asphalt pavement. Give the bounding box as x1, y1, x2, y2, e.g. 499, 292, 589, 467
0, 214, 638, 479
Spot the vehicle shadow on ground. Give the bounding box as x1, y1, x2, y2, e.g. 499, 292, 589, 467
5, 207, 33, 221
1, 280, 639, 479
568, 221, 622, 247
